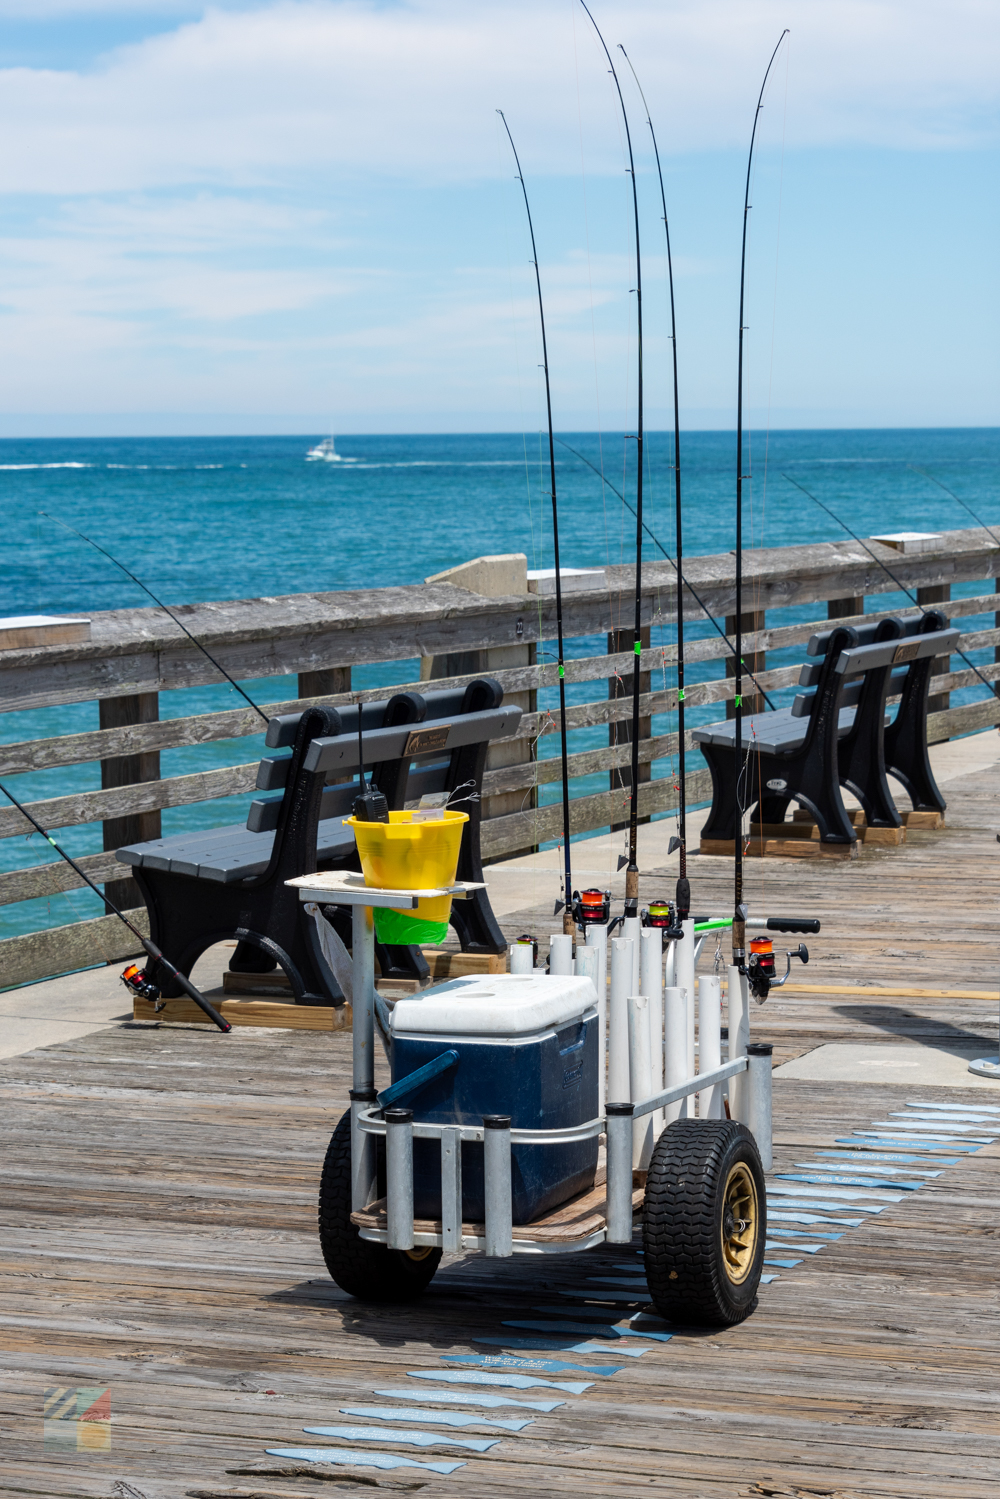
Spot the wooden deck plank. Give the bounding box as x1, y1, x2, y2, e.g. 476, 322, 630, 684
0, 756, 998, 1495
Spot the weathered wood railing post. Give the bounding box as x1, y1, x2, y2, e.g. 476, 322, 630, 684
828, 594, 864, 621
726, 609, 766, 716
99, 692, 160, 914
608, 625, 650, 831
298, 667, 351, 701
918, 584, 952, 713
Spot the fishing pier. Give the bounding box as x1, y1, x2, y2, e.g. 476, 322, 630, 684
0, 525, 999, 1496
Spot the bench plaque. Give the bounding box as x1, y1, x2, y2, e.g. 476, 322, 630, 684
404, 725, 451, 754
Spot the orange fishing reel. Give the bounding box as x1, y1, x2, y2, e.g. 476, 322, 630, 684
572, 888, 611, 928
120, 962, 163, 1010
746, 937, 809, 1002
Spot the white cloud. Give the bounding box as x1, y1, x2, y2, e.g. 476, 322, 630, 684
0, 0, 994, 197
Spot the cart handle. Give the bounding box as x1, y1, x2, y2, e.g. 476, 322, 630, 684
376, 1048, 459, 1109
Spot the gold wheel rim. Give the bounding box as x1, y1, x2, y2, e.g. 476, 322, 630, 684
720, 1162, 758, 1284
404, 1246, 434, 1262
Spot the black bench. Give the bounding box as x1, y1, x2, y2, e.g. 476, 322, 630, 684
117, 679, 521, 1003
694, 611, 958, 846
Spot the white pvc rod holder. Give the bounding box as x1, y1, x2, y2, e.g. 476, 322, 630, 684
509, 943, 533, 975
608, 937, 632, 1105
440, 1125, 462, 1251
549, 933, 574, 976
697, 975, 723, 1119
728, 965, 751, 1125
676, 919, 696, 1083
585, 924, 608, 1114
623, 914, 641, 995
746, 1043, 773, 1171
627, 993, 654, 1169
483, 1115, 513, 1257
605, 1103, 635, 1243
640, 926, 664, 1134
385, 1108, 415, 1250
663, 984, 687, 1125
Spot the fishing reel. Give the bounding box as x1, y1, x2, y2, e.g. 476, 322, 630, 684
572, 888, 611, 929
121, 962, 164, 1011
746, 937, 809, 1003
641, 898, 684, 942
515, 933, 539, 967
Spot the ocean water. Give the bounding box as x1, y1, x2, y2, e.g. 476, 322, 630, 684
1, 428, 997, 943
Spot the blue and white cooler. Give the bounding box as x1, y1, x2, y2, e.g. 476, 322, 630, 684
388, 972, 600, 1224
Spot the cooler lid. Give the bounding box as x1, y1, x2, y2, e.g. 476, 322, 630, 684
390, 973, 597, 1037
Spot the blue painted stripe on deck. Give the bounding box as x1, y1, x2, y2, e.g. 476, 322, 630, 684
805, 1158, 943, 1176
762, 1226, 844, 1239
408, 1370, 592, 1394
763, 1258, 803, 1268
766, 1240, 824, 1254
342, 1406, 533, 1431
265, 1448, 464, 1474
769, 1210, 864, 1226
443, 1355, 623, 1377
759, 1273, 780, 1283
905, 1100, 1000, 1114
472, 1337, 651, 1358
376, 1388, 563, 1412
773, 1169, 917, 1193
302, 1425, 499, 1452
817, 1149, 954, 1167
502, 1320, 672, 1343
837, 1136, 981, 1152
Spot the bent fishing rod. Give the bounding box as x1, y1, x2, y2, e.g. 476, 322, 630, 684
620, 44, 690, 922
41, 512, 269, 726
580, 0, 645, 922
555, 436, 776, 708
782, 472, 1000, 700
733, 30, 789, 974
0, 780, 231, 1032
497, 110, 575, 933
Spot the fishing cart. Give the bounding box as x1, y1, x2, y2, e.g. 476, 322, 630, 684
287, 871, 815, 1327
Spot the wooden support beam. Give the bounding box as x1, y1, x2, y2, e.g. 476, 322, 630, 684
918, 583, 952, 714
608, 626, 651, 831
725, 609, 766, 717
99, 693, 160, 914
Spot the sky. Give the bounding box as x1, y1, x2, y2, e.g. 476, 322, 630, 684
0, 0, 996, 435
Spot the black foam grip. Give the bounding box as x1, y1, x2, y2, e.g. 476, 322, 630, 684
766, 916, 821, 934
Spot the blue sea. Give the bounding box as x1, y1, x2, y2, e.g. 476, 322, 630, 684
1, 428, 998, 942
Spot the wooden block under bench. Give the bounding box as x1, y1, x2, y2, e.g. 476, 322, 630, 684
133, 996, 352, 1030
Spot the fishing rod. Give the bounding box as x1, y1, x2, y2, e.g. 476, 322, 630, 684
733, 30, 789, 976
555, 436, 776, 708
782, 472, 1000, 699
908, 465, 1000, 552
41, 511, 269, 726
0, 780, 231, 1032
497, 110, 575, 934
579, 0, 644, 923
619, 45, 689, 922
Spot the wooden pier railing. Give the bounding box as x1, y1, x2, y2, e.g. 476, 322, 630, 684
2, 527, 998, 988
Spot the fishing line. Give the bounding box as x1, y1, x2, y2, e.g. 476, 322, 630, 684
40, 512, 269, 726
578, 0, 645, 905
496, 110, 575, 928
733, 31, 789, 968
908, 465, 1000, 551
555, 437, 776, 707
781, 472, 1000, 699
0, 779, 230, 1031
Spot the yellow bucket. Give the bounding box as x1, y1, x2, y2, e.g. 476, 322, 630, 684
346, 809, 469, 946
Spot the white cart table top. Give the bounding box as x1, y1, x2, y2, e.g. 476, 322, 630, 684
286, 871, 486, 908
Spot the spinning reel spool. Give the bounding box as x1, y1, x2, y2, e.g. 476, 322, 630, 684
572, 888, 611, 929
746, 937, 810, 1003
641, 897, 684, 941
121, 962, 164, 1011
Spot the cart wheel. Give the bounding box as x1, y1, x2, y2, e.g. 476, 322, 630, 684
318, 1110, 442, 1302
642, 1118, 766, 1327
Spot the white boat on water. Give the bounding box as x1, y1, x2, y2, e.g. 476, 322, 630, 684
306, 436, 348, 462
